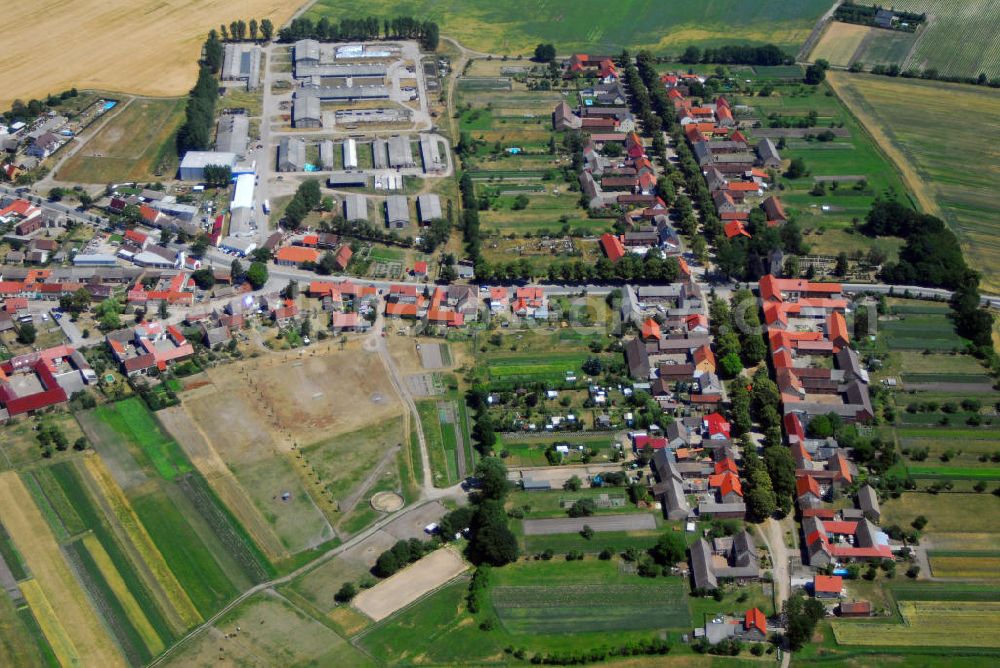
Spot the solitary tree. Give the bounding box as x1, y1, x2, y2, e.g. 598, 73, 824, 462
260, 18, 274, 42
247, 261, 268, 289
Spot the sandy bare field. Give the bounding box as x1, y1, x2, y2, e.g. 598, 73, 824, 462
1, 1, 297, 107
352, 546, 468, 621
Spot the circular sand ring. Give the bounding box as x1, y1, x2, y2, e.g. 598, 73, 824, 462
371, 491, 404, 512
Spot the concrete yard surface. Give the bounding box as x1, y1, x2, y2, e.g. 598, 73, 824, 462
352, 546, 468, 621
522, 513, 657, 536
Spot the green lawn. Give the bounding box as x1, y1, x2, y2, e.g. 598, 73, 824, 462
307, 0, 831, 54
417, 401, 459, 488
93, 398, 192, 480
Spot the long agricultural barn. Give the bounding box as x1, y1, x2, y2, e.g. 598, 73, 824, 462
343, 138, 358, 169
417, 194, 442, 224
293, 94, 321, 128
372, 139, 388, 169
320, 140, 335, 170
310, 86, 389, 101
420, 134, 444, 173
385, 195, 409, 228
222, 44, 262, 90
215, 114, 249, 155
327, 173, 370, 188
388, 135, 415, 168
278, 138, 306, 172
294, 63, 388, 79
344, 193, 368, 222
294, 39, 320, 66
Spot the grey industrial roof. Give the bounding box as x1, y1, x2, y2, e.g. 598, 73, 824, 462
310, 86, 389, 101
417, 194, 442, 222
319, 140, 335, 169
293, 95, 321, 123
344, 194, 368, 221
387, 135, 414, 167
385, 196, 409, 224
215, 114, 249, 154
180, 151, 236, 169
295, 63, 387, 78
278, 137, 306, 170
294, 39, 320, 63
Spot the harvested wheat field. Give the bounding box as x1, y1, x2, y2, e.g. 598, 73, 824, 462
810, 21, 872, 67
352, 547, 468, 621
0, 472, 124, 667
0, 1, 297, 108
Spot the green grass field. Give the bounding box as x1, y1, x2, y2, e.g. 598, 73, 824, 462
490, 560, 690, 634
833, 600, 1000, 648
486, 351, 609, 385
0, 592, 54, 667
880, 314, 968, 351
882, 492, 1000, 534
829, 73, 1000, 292
58, 97, 185, 183
93, 398, 192, 480
357, 562, 693, 664
307, 0, 830, 54
855, 0, 1000, 78
129, 489, 240, 617
417, 401, 459, 488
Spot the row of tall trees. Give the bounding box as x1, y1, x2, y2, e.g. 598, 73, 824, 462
679, 44, 792, 66
278, 16, 439, 50
219, 18, 274, 42
177, 33, 222, 154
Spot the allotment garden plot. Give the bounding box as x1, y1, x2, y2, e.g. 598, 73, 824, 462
742, 80, 908, 260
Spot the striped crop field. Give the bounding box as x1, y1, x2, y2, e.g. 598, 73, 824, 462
929, 554, 1000, 580
833, 600, 1000, 647
855, 0, 1000, 78
829, 73, 1000, 292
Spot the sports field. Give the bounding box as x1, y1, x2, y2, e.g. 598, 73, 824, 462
1, 1, 297, 107
854, 0, 1000, 78
829, 72, 1000, 291
307, 0, 831, 54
